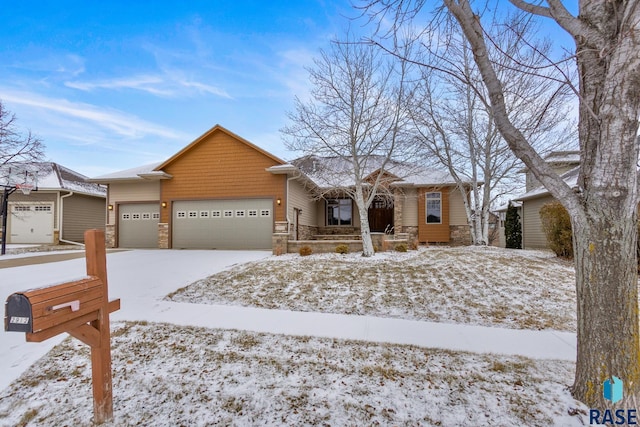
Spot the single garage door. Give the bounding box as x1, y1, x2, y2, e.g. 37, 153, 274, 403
173, 199, 273, 249
118, 203, 159, 248
8, 202, 54, 244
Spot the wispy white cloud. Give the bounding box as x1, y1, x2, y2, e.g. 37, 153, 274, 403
65, 71, 232, 99
1, 89, 188, 141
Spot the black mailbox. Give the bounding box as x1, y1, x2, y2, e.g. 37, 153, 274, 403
5, 293, 32, 333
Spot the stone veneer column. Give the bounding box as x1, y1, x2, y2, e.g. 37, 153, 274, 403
158, 223, 169, 249
105, 224, 116, 248
393, 189, 403, 234
272, 233, 289, 255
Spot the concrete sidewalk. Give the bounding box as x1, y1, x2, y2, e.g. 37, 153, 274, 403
115, 299, 577, 362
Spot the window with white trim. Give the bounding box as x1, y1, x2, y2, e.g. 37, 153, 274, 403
200, 211, 209, 218
13, 205, 31, 212
152, 213, 160, 220
132, 213, 141, 220
426, 192, 442, 224
224, 210, 233, 218
248, 209, 258, 217
142, 213, 151, 220
235, 210, 245, 218
34, 205, 51, 212
188, 211, 197, 218
122, 213, 131, 220
177, 211, 186, 218
260, 209, 271, 217
211, 210, 221, 218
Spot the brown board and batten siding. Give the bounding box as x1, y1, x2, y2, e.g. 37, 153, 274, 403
417, 187, 451, 243
62, 194, 106, 242
157, 127, 287, 246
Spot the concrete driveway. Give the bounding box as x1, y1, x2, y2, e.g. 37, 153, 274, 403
0, 249, 270, 392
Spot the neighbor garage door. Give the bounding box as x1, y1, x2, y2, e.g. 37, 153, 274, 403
8, 202, 54, 244
118, 203, 159, 248
172, 199, 273, 249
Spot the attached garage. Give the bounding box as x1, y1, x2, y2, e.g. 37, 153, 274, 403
8, 202, 54, 244
118, 203, 159, 248
172, 199, 273, 249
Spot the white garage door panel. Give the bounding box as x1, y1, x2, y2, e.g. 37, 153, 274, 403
173, 199, 272, 249
8, 203, 54, 244
118, 203, 159, 248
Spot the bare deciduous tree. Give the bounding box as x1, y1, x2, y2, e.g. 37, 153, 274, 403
281, 36, 415, 257
362, 0, 640, 409
411, 16, 575, 245
0, 100, 44, 172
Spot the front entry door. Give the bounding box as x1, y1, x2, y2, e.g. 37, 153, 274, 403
368, 197, 394, 232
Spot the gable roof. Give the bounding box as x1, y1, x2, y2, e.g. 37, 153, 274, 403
155, 124, 286, 171
1, 162, 106, 197
516, 165, 580, 201
91, 162, 171, 183
281, 155, 460, 189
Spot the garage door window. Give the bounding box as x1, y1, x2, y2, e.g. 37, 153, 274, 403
248, 210, 258, 217
212, 210, 221, 218
142, 213, 151, 220
260, 209, 271, 217
236, 210, 245, 217
224, 210, 233, 218
35, 205, 51, 212
177, 211, 186, 218
152, 213, 160, 220
122, 213, 130, 220
200, 211, 209, 218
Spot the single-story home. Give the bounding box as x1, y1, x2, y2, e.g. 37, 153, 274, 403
497, 151, 580, 249
92, 125, 474, 251
0, 162, 107, 244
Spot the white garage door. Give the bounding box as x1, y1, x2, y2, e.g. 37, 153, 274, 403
173, 199, 273, 249
118, 203, 160, 248
8, 202, 54, 244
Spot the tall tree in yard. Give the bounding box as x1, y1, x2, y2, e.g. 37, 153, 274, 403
410, 18, 574, 246
281, 35, 415, 257
504, 202, 522, 249
362, 0, 640, 410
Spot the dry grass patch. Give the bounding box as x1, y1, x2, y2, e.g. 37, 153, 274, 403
0, 322, 587, 426
168, 246, 577, 331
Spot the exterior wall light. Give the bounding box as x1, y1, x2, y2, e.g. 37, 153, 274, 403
108, 204, 114, 211
161, 202, 167, 208
276, 198, 282, 206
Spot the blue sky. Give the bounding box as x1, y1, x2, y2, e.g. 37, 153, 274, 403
0, 1, 576, 178
0, 1, 361, 177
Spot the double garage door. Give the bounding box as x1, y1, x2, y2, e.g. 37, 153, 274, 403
118, 200, 273, 249
172, 199, 273, 250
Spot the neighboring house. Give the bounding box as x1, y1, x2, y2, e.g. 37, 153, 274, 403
92, 125, 473, 251
497, 151, 580, 249
0, 162, 107, 244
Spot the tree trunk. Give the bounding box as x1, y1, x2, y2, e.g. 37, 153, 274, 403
571, 201, 640, 409
355, 187, 375, 257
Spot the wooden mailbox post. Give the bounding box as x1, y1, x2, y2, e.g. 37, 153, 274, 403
4, 229, 120, 424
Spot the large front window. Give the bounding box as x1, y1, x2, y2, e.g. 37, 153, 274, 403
327, 198, 352, 226
426, 192, 442, 224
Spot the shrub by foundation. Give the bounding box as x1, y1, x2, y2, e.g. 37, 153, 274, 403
539, 201, 573, 258
335, 244, 349, 254
299, 246, 313, 257
395, 243, 408, 252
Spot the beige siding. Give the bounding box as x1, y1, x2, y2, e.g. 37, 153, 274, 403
522, 195, 555, 249
108, 181, 160, 224
401, 188, 418, 226
62, 194, 106, 242
288, 180, 317, 226
526, 165, 577, 191
448, 188, 469, 226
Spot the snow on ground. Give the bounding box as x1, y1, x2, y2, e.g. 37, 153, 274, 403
168, 246, 577, 331
0, 322, 589, 427
0, 246, 591, 426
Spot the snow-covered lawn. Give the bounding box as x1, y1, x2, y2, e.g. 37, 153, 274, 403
168, 246, 577, 332
0, 322, 587, 427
